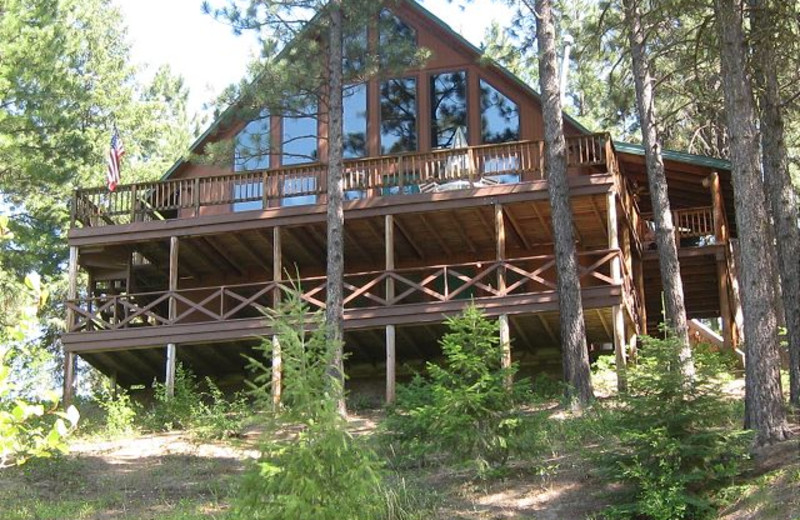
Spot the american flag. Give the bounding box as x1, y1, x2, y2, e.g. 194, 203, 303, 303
106, 128, 125, 191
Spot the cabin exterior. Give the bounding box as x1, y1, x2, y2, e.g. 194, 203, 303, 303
62, 0, 740, 403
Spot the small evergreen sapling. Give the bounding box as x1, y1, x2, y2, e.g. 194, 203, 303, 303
233, 290, 393, 520
386, 305, 527, 475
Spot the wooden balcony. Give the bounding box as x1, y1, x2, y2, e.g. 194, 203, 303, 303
70, 134, 611, 229
62, 249, 637, 352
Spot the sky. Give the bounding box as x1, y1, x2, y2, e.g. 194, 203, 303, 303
115, 0, 514, 119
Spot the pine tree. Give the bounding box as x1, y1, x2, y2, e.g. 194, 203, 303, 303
534, 0, 594, 408
621, 0, 694, 379
747, 0, 800, 407
714, 0, 789, 446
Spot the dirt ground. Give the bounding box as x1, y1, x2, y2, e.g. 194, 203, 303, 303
0, 412, 797, 520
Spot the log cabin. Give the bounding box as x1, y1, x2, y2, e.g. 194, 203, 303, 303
62, 0, 741, 404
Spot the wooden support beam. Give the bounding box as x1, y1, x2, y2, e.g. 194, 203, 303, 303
596, 308, 611, 338
394, 217, 425, 260
503, 206, 532, 250
272, 226, 282, 409
590, 195, 608, 237
63, 351, 75, 408
66, 246, 79, 332
495, 204, 512, 388
717, 256, 733, 350
473, 207, 495, 240
538, 313, 559, 345
343, 226, 371, 259
418, 214, 453, 256
531, 203, 553, 241
385, 214, 396, 404
608, 190, 627, 390
285, 226, 325, 265
199, 237, 244, 276
451, 212, 478, 253
232, 233, 267, 270
166, 236, 179, 398
165, 343, 177, 397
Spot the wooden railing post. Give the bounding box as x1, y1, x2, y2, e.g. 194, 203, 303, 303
193, 177, 201, 216
130, 184, 137, 223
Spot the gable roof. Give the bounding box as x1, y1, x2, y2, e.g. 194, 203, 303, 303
160, 0, 594, 181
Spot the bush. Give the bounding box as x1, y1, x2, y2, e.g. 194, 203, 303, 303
97, 390, 138, 437
384, 305, 527, 476
146, 364, 202, 431
232, 289, 421, 519
192, 378, 248, 440
601, 335, 750, 520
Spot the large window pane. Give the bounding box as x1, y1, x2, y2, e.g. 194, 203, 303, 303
343, 83, 367, 159
282, 102, 318, 166
379, 10, 416, 68
480, 79, 520, 144
380, 78, 417, 155
430, 71, 468, 149
234, 111, 270, 171
344, 28, 368, 77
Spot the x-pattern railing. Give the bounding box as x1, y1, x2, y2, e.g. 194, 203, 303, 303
66, 250, 622, 333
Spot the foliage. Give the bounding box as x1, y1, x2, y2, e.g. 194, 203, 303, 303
600, 335, 750, 520
143, 365, 247, 439
192, 377, 248, 440
0, 354, 80, 468
233, 290, 421, 520
97, 390, 138, 438
385, 305, 527, 476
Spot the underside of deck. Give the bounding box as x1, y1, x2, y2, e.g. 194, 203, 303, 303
77, 305, 619, 388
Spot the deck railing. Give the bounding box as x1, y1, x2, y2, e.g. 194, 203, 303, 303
71, 134, 610, 228
639, 206, 717, 247
65, 250, 622, 333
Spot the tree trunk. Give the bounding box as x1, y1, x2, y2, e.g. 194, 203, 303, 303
326, 0, 346, 416
622, 0, 695, 380
714, 0, 789, 446
535, 0, 594, 408
748, 0, 800, 407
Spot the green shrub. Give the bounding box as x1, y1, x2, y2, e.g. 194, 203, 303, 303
192, 378, 248, 440
385, 305, 527, 476
146, 364, 202, 431
232, 289, 422, 519
97, 390, 138, 437
601, 335, 750, 520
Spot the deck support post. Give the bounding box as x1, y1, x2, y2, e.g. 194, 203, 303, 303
495, 204, 512, 388
705, 172, 735, 350
385, 215, 396, 403
608, 191, 628, 391
63, 351, 75, 408
272, 226, 282, 409
166, 236, 179, 398
64, 245, 79, 407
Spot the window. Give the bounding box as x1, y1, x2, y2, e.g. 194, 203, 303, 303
234, 111, 270, 172
233, 111, 270, 212
343, 83, 367, 159
282, 102, 318, 166
379, 10, 416, 68
343, 28, 368, 77
380, 78, 417, 155
430, 71, 468, 149
480, 79, 520, 144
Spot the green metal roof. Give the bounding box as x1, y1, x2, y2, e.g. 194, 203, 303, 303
161, 0, 597, 180
613, 141, 732, 171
